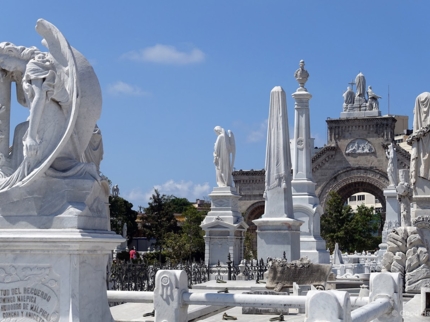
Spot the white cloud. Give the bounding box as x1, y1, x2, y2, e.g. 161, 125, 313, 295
124, 180, 211, 209
122, 44, 205, 65
247, 119, 267, 143
107, 81, 149, 96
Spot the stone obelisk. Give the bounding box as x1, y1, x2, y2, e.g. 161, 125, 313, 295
253, 86, 303, 261
291, 60, 329, 263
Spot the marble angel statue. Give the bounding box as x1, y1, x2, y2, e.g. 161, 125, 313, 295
213, 126, 236, 187
0, 19, 106, 219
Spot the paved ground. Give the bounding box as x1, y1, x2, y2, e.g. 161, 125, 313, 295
110, 280, 424, 322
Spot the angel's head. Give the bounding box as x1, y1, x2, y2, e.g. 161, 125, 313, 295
0, 42, 41, 73
214, 126, 222, 135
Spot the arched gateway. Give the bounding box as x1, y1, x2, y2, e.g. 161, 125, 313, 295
233, 78, 411, 229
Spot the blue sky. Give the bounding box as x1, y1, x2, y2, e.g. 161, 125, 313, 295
0, 1, 428, 209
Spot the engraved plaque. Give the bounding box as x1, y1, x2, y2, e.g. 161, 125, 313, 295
0, 265, 60, 322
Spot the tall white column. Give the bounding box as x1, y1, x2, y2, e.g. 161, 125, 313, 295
291, 64, 329, 263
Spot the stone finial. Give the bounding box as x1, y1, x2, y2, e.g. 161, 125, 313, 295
294, 60, 309, 91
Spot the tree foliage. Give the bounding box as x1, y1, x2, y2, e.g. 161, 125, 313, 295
109, 196, 138, 244
243, 231, 257, 260
321, 191, 381, 253
141, 190, 182, 242
161, 206, 206, 263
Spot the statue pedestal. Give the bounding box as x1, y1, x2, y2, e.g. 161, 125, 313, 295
201, 187, 248, 266
0, 229, 122, 321
411, 178, 430, 222
380, 187, 400, 261
340, 110, 381, 118
253, 217, 302, 261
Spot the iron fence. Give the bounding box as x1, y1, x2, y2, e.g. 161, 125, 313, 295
107, 255, 270, 292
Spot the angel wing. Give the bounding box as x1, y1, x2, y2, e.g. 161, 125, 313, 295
16, 19, 79, 188
227, 130, 236, 171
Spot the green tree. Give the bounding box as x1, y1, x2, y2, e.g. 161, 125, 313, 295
321, 191, 381, 253
162, 232, 190, 264
243, 231, 257, 260
109, 196, 138, 244
181, 206, 206, 260
161, 206, 206, 263
141, 190, 183, 247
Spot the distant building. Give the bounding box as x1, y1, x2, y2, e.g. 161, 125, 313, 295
347, 193, 383, 213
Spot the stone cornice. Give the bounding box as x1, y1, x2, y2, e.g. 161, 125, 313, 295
311, 145, 337, 172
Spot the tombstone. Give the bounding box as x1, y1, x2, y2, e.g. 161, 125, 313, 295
0, 19, 122, 321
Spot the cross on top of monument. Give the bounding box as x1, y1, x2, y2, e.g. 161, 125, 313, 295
348, 79, 356, 90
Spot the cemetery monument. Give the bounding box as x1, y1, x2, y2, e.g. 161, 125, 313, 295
0, 19, 122, 321
290, 60, 329, 263
201, 126, 248, 267
253, 86, 303, 260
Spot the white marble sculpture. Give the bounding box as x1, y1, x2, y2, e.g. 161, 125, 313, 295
112, 184, 120, 197
0, 19, 122, 321
386, 143, 398, 187
397, 169, 412, 227
0, 19, 109, 222
355, 72, 366, 105
294, 60, 309, 90
342, 86, 355, 109
213, 126, 235, 187
410, 92, 430, 187
367, 86, 381, 111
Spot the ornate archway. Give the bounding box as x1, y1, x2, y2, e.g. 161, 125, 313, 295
318, 167, 389, 212
243, 201, 265, 253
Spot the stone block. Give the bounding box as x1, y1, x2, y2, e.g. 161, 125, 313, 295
265, 258, 332, 290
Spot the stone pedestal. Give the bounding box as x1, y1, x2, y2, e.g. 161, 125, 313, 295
201, 186, 248, 266
380, 187, 400, 259
291, 89, 329, 263
253, 218, 302, 261
0, 229, 122, 321
340, 110, 381, 118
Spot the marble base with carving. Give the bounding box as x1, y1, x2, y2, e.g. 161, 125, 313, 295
293, 196, 329, 264
0, 229, 122, 321
0, 19, 123, 321
253, 217, 302, 261
411, 178, 430, 222
201, 186, 248, 266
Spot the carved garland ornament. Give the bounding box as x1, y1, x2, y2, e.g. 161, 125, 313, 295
413, 216, 430, 230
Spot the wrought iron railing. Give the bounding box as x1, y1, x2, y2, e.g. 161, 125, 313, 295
107, 254, 270, 292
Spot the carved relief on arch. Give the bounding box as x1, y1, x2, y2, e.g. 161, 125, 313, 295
345, 139, 375, 154
318, 168, 389, 211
